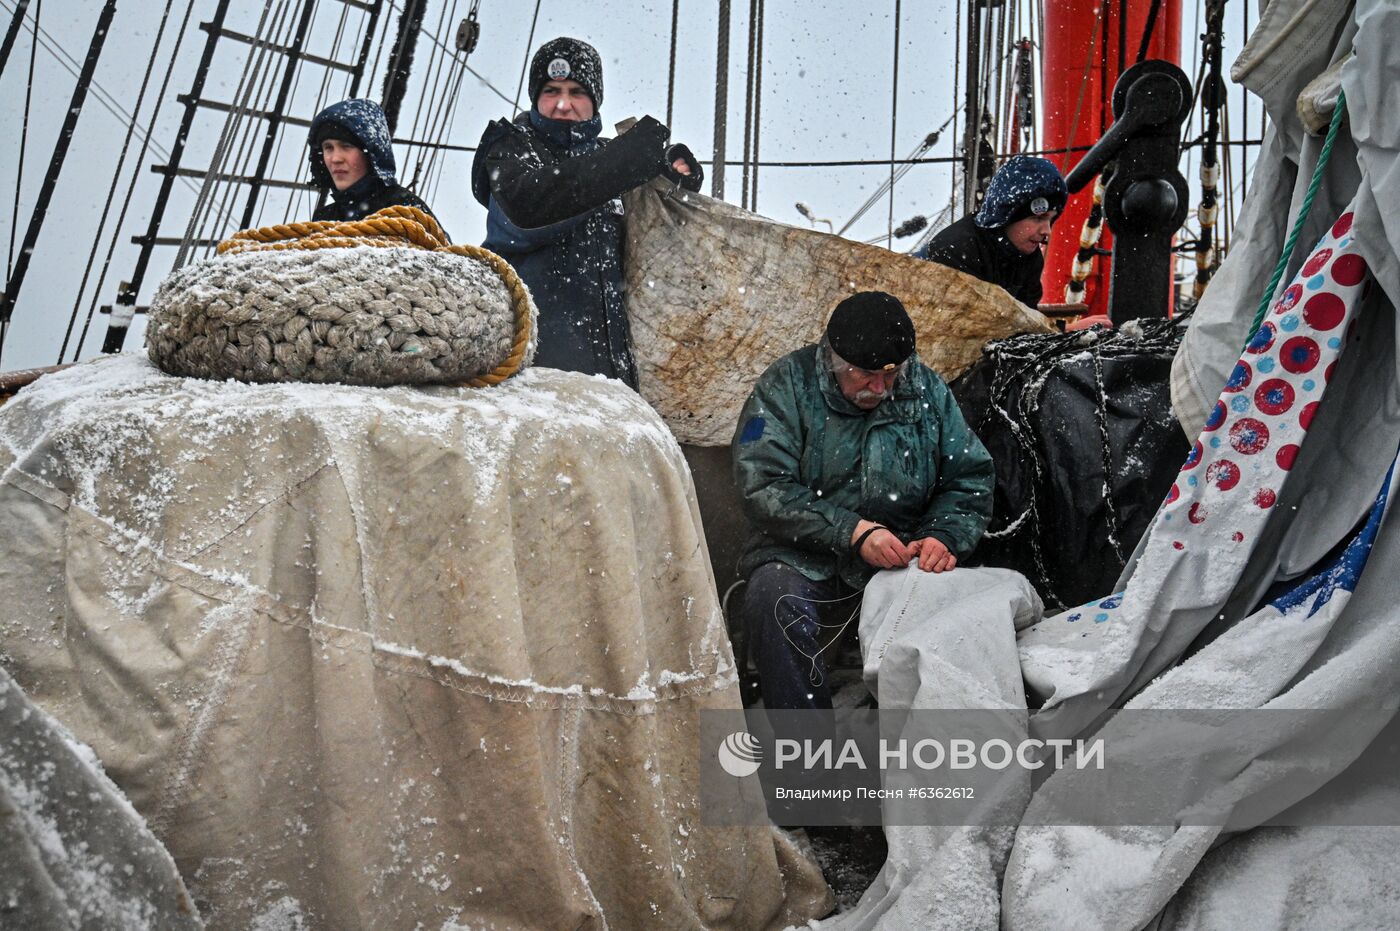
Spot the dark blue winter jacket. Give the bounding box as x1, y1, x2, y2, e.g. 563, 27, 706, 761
307, 98, 442, 231
471, 110, 698, 388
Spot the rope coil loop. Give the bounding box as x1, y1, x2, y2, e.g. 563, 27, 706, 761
213, 206, 533, 388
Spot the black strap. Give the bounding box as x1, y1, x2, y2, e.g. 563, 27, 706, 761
852, 524, 888, 554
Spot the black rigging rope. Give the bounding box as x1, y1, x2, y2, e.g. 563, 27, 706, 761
1, 0, 37, 362
58, 0, 178, 363
423, 0, 481, 204
511, 0, 542, 116
0, 0, 30, 82
406, 0, 451, 156
68, 0, 197, 363
416, 42, 465, 194
750, 0, 764, 210
424, 62, 467, 205
408, 0, 461, 189
887, 0, 901, 245
191, 0, 291, 257
739, 0, 756, 210
368, 0, 391, 89
8, 0, 38, 281
424, 51, 470, 205
665, 0, 679, 127
259, 0, 331, 228
178, 0, 289, 265
1135, 0, 1164, 63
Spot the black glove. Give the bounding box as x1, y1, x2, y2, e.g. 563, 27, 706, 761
663, 143, 704, 192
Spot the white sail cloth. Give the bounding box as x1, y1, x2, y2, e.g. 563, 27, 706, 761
815, 566, 1042, 931
0, 354, 830, 929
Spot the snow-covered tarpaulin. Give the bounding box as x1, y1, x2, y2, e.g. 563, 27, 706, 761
0, 665, 201, 930
0, 354, 831, 929
622, 178, 1054, 446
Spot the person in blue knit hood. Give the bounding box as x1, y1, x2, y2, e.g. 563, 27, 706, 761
471, 37, 703, 389
914, 155, 1067, 307
307, 98, 443, 233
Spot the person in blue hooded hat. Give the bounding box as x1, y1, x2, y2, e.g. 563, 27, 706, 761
914, 155, 1067, 307
471, 37, 703, 389
307, 98, 443, 233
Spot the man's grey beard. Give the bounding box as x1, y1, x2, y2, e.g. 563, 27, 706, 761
853, 389, 889, 405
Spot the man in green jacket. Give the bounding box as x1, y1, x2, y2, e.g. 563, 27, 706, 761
733, 291, 994, 710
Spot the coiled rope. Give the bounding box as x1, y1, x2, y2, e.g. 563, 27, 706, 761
217, 205, 532, 387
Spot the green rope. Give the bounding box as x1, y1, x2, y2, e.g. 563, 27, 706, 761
1244, 90, 1348, 343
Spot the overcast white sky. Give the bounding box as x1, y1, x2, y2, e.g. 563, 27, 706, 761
0, 0, 1256, 371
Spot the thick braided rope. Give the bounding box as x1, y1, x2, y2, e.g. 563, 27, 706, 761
216, 206, 531, 387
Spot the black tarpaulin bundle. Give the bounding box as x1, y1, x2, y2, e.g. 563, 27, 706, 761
952, 314, 1190, 610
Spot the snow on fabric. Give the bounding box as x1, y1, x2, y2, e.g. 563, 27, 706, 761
1020, 207, 1374, 737
0, 353, 830, 929
621, 178, 1054, 446
1155, 780, 1400, 930
816, 567, 1042, 931
0, 666, 202, 930
1005, 453, 1398, 928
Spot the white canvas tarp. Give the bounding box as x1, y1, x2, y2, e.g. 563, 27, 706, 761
0, 354, 831, 929
0, 665, 202, 930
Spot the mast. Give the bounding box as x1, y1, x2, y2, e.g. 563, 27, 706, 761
962, 0, 981, 215
711, 0, 731, 200
1041, 0, 1181, 316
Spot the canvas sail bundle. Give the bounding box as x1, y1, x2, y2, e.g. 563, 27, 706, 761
622, 179, 1055, 446
0, 356, 830, 929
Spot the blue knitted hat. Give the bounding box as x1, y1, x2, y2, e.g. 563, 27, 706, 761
975, 156, 1067, 228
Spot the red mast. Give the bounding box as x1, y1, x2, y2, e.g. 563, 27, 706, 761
1041, 0, 1181, 315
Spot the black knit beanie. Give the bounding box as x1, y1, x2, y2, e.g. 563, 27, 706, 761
825, 291, 916, 370
312, 118, 360, 149
529, 37, 604, 110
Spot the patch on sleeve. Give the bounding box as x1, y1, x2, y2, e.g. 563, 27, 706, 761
739, 417, 766, 443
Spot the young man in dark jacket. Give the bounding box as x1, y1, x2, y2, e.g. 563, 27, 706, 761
733, 291, 995, 710
470, 37, 703, 389
307, 98, 443, 232
914, 155, 1067, 307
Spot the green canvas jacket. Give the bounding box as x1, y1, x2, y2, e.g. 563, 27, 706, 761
733, 343, 994, 589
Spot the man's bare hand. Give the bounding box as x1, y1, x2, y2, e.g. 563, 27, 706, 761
852, 520, 911, 569
671, 157, 692, 176
908, 537, 957, 573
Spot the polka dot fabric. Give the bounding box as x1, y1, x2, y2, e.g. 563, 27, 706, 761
1046, 212, 1372, 632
